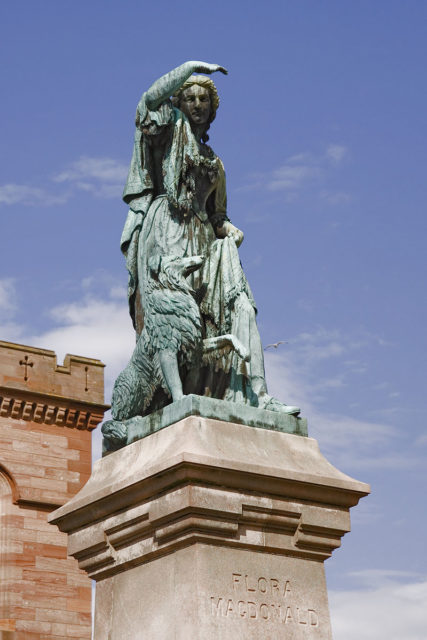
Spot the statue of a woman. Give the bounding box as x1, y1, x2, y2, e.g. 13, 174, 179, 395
112, 61, 299, 419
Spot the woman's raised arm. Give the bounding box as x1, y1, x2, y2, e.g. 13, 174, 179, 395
145, 61, 227, 110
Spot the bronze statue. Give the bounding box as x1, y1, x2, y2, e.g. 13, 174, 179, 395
109, 61, 300, 425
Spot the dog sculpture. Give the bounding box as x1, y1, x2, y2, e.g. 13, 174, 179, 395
109, 254, 249, 422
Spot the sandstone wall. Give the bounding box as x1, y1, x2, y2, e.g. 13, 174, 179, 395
0, 341, 108, 639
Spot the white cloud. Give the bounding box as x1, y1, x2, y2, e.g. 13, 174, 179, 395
348, 498, 383, 526
262, 143, 349, 196
27, 294, 134, 396
373, 381, 389, 390
0, 278, 23, 341
53, 156, 128, 199
319, 190, 351, 205
263, 328, 414, 471
109, 285, 127, 300
347, 569, 422, 587
0, 271, 132, 399
0, 156, 128, 207
22, 282, 135, 463
0, 184, 68, 206
325, 144, 348, 164
330, 574, 427, 640
235, 144, 351, 203
0, 278, 17, 316
54, 156, 128, 183
0, 273, 133, 461
266, 150, 322, 192
268, 163, 321, 191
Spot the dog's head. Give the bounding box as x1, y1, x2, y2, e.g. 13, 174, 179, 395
148, 254, 204, 292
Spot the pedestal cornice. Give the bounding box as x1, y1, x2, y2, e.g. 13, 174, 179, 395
50, 416, 370, 581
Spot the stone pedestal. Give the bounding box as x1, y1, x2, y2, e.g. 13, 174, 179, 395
50, 414, 369, 639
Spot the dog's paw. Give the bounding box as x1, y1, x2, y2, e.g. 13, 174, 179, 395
101, 420, 128, 443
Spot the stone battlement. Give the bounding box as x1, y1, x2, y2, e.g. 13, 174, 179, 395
0, 340, 105, 406
0, 340, 109, 432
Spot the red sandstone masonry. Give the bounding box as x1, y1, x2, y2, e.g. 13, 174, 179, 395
0, 340, 109, 637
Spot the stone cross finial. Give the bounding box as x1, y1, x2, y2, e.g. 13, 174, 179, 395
19, 355, 34, 381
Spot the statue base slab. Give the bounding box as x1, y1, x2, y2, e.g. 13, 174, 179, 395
102, 393, 307, 454
50, 414, 369, 639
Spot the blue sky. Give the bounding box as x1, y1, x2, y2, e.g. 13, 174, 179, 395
1, 2, 426, 636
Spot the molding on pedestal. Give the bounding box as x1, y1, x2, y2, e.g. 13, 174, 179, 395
65, 484, 352, 580
50, 416, 370, 581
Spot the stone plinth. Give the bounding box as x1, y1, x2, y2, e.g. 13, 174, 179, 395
0, 340, 109, 639
102, 393, 307, 454
50, 415, 369, 639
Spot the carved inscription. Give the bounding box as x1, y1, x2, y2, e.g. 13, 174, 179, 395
210, 573, 319, 627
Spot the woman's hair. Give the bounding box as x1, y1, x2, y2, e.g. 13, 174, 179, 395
172, 75, 220, 124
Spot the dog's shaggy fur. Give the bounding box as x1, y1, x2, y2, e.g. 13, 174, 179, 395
111, 254, 204, 421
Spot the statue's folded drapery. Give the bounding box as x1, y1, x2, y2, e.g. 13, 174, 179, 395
118, 93, 264, 414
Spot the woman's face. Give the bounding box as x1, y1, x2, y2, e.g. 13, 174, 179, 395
180, 85, 211, 126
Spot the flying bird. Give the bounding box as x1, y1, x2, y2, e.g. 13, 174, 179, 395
264, 341, 288, 350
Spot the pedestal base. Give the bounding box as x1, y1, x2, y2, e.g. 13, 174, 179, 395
95, 545, 331, 639
50, 415, 369, 639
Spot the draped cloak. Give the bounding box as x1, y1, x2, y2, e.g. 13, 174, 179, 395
119, 93, 255, 335
118, 93, 262, 408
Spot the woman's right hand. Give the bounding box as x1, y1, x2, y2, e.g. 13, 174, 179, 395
145, 62, 227, 112
191, 61, 228, 75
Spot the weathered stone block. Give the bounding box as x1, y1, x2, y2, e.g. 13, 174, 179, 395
51, 414, 369, 639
